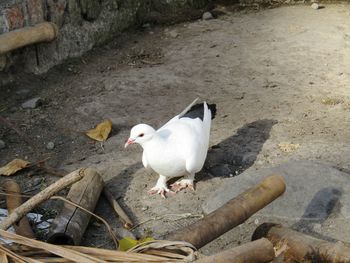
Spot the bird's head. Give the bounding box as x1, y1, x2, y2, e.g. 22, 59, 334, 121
124, 124, 156, 148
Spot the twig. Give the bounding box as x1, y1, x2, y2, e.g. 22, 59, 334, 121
103, 188, 134, 229
0, 243, 27, 263
0, 168, 86, 230
131, 213, 203, 230
3, 180, 35, 238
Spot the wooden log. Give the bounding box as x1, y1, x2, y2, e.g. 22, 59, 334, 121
0, 22, 58, 55
252, 223, 350, 263
0, 168, 87, 231
47, 168, 104, 245
103, 187, 134, 229
167, 174, 286, 249
196, 238, 275, 263
3, 180, 35, 238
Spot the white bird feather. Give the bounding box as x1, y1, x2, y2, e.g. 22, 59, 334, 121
125, 98, 216, 198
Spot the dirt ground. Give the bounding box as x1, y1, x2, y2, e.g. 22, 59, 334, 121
1, 3, 350, 255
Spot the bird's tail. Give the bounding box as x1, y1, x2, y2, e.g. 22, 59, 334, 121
203, 102, 214, 139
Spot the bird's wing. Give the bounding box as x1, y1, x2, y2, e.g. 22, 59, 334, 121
158, 98, 199, 130
142, 150, 156, 173
142, 151, 149, 168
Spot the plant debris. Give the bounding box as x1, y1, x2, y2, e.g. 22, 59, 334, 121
0, 159, 30, 176
278, 142, 300, 153
86, 119, 113, 142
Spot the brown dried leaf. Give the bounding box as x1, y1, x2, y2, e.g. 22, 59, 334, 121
0, 159, 30, 176
86, 119, 112, 142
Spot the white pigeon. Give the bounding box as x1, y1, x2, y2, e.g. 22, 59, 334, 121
125, 98, 216, 198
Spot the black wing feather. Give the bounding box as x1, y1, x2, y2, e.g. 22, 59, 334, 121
181, 103, 217, 121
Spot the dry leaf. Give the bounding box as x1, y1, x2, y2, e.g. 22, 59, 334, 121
321, 97, 343, 105
119, 237, 154, 251
86, 119, 112, 142
0, 159, 30, 176
278, 142, 300, 153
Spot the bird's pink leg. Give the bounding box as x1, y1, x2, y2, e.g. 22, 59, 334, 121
148, 175, 175, 198
170, 174, 195, 193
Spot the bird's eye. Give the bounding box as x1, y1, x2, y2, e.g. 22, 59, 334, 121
139, 133, 144, 137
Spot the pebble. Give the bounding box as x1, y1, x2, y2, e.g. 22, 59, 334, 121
46, 141, 55, 150
311, 3, 320, 9
0, 139, 5, 149
21, 97, 42, 109
202, 11, 214, 20
168, 30, 179, 38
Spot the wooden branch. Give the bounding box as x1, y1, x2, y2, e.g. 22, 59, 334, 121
3, 180, 35, 238
252, 223, 350, 263
196, 238, 275, 263
167, 174, 286, 249
48, 169, 104, 246
103, 187, 134, 229
0, 22, 58, 55
0, 168, 87, 230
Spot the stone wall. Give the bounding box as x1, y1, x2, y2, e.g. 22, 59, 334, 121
0, 0, 209, 74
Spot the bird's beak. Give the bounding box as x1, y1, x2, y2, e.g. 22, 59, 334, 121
124, 138, 135, 148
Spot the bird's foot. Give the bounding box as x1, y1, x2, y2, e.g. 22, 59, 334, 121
148, 186, 175, 198
170, 179, 195, 193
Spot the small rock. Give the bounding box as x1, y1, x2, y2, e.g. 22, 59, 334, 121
202, 12, 214, 20
142, 206, 149, 211
311, 3, 320, 9
46, 141, 55, 150
0, 139, 5, 149
168, 30, 179, 38
21, 97, 42, 109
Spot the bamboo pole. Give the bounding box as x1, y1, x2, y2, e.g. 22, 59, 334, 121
196, 238, 275, 263
0, 168, 87, 230
48, 169, 104, 245
0, 22, 58, 55
3, 180, 35, 238
167, 174, 286, 249
252, 223, 350, 263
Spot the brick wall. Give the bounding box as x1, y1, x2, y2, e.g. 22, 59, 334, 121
0, 0, 209, 74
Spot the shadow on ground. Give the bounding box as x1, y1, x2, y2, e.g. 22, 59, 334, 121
202, 119, 277, 179
292, 187, 343, 242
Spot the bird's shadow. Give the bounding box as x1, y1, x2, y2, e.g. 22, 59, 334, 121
201, 119, 277, 180
292, 187, 343, 242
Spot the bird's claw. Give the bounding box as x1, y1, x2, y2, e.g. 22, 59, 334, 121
170, 180, 195, 193
148, 186, 175, 198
